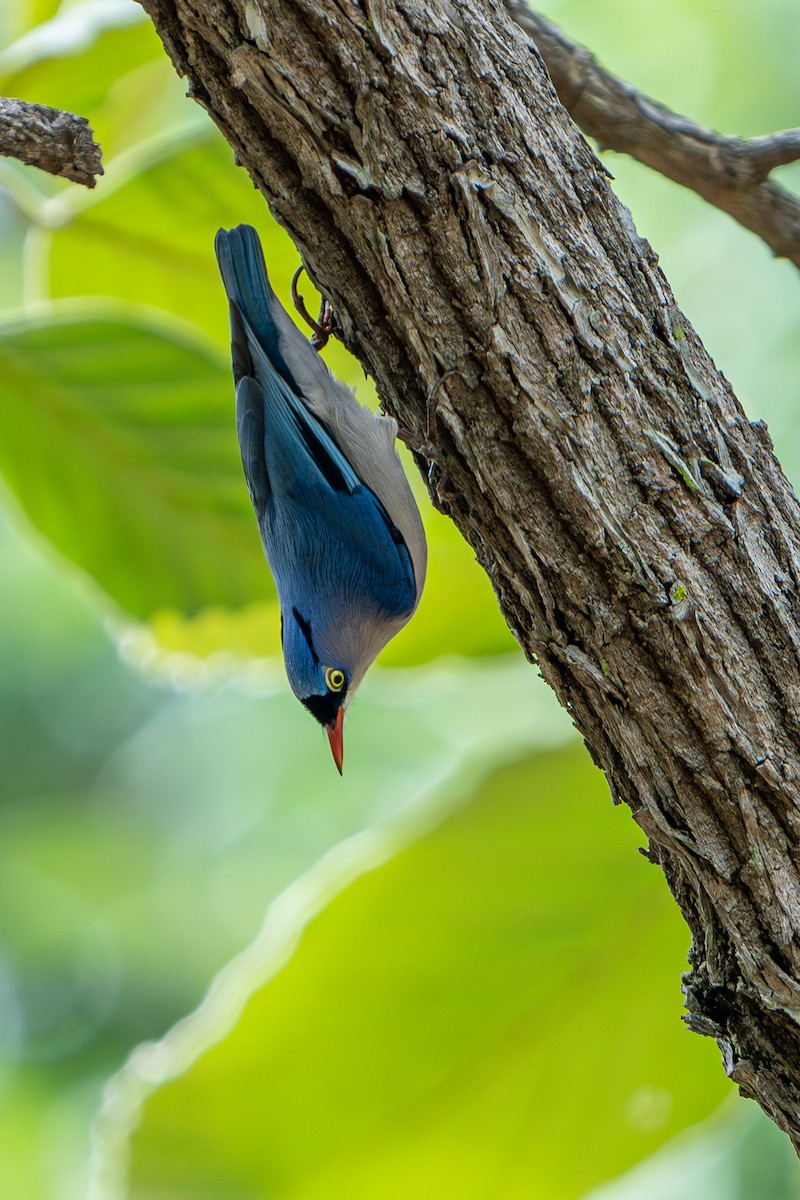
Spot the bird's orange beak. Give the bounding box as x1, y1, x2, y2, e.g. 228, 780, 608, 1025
327, 708, 344, 775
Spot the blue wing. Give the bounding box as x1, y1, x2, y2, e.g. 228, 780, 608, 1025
235, 377, 269, 513
216, 226, 415, 622
240, 344, 416, 621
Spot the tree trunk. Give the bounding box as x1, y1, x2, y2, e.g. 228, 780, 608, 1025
139, 0, 800, 1146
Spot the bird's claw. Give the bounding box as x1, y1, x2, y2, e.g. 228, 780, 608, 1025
291, 264, 333, 352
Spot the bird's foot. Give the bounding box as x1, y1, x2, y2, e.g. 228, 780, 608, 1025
291, 264, 333, 352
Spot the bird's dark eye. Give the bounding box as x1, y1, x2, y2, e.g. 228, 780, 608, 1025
324, 666, 346, 692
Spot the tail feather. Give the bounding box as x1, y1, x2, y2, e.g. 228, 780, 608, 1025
214, 225, 297, 391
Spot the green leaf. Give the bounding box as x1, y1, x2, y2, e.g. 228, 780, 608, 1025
380, 499, 518, 663
42, 124, 360, 385
0, 303, 516, 648
146, 499, 517, 663
95, 745, 729, 1200
47, 130, 291, 350
0, 3, 171, 159
0, 0, 61, 52
0, 306, 268, 617
0, 504, 570, 1200
592, 1102, 800, 1200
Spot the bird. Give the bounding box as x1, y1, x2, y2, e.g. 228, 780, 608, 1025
215, 224, 427, 773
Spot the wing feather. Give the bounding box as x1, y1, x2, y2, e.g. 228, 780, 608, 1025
217, 223, 429, 699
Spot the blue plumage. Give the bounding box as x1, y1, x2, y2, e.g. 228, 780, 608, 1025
215, 225, 427, 770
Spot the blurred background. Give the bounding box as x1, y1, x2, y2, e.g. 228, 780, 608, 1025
1, 0, 799, 1196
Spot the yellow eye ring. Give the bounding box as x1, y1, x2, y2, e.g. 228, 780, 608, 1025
324, 667, 346, 692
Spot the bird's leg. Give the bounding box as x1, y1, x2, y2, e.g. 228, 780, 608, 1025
291, 265, 333, 352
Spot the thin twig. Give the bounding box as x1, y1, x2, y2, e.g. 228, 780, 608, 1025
0, 97, 103, 188
506, 3, 800, 268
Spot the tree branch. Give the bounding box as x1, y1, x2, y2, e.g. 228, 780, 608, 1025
140, 0, 800, 1148
0, 97, 103, 187
506, 3, 800, 267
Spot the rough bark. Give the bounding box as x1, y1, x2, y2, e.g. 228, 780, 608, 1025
0, 97, 103, 186
139, 0, 800, 1146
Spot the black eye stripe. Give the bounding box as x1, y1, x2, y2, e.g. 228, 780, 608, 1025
291, 607, 318, 665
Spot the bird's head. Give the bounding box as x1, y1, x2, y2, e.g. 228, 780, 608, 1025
281, 598, 408, 773
281, 606, 350, 773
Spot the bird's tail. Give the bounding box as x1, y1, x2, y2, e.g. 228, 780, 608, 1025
215, 225, 286, 379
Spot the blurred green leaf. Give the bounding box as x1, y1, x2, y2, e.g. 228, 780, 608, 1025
0, 0, 61, 55
564, 0, 800, 492
588, 1100, 800, 1200
0, 2, 169, 159
0, 18, 155, 123
95, 745, 728, 1200
0, 504, 568, 1199
0, 306, 269, 616
48, 131, 282, 349
147, 500, 518, 663
380, 501, 518, 663
44, 121, 366, 383
0, 302, 515, 652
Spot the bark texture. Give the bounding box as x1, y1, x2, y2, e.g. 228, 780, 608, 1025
140, 0, 800, 1145
0, 97, 103, 186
